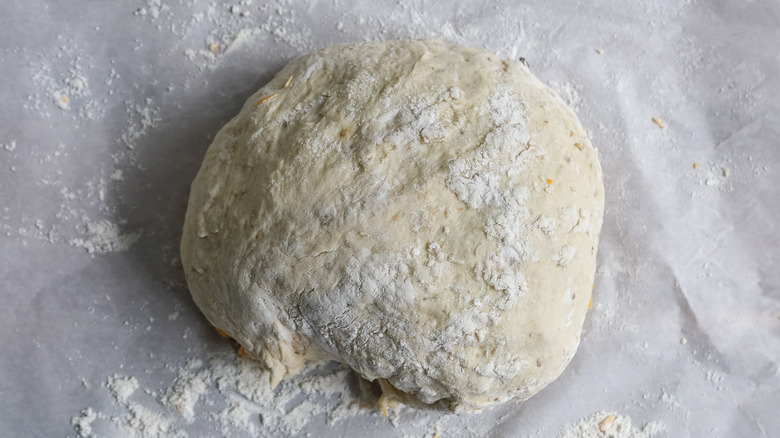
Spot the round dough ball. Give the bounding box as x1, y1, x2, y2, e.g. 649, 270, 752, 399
181, 39, 604, 412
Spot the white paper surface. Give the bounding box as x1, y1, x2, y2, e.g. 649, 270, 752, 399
1, 1, 778, 437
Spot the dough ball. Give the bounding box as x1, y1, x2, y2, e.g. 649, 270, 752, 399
181, 39, 604, 412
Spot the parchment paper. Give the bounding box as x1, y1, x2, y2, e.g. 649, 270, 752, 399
1, 1, 778, 437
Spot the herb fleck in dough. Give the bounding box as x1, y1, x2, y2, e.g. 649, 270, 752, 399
181, 39, 604, 412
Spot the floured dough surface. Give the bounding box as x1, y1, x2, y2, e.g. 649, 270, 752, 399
181, 39, 604, 412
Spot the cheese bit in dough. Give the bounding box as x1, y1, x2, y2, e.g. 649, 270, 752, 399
255, 93, 279, 105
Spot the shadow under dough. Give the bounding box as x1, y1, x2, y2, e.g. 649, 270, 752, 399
109, 63, 286, 336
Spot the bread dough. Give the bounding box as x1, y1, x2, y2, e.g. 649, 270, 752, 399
181, 39, 604, 412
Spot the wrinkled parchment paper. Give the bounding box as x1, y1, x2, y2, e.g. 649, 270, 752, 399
1, 1, 778, 436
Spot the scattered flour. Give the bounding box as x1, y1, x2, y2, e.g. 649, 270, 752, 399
24, 38, 99, 119
69, 219, 141, 255
71, 408, 99, 438
70, 348, 512, 438
154, 1, 315, 71
3, 140, 17, 152
134, 0, 166, 19
549, 81, 583, 111
557, 411, 666, 438
115, 404, 183, 438
107, 375, 140, 403
162, 361, 209, 422
71, 352, 381, 438
119, 99, 161, 150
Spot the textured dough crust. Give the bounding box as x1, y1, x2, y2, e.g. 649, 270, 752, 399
181, 39, 604, 412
